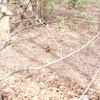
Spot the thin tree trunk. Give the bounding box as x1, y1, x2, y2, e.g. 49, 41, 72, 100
0, 3, 12, 48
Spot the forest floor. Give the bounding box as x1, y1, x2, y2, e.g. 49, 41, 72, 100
0, 2, 100, 100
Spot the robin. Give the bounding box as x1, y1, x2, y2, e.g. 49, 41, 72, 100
45, 46, 51, 53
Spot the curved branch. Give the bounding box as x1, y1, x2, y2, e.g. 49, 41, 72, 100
0, 31, 100, 82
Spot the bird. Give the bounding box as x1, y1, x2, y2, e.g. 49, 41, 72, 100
45, 46, 51, 53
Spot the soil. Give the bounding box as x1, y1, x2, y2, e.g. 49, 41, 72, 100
0, 2, 100, 100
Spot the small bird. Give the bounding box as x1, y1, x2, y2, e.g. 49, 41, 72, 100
45, 46, 51, 53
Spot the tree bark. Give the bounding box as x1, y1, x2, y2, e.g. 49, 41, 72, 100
0, 3, 12, 48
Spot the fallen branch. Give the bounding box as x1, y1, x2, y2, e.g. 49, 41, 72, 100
79, 67, 100, 100
0, 30, 100, 82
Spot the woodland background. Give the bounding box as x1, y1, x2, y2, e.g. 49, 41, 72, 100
0, 0, 100, 100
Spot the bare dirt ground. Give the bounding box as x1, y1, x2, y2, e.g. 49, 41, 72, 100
0, 3, 100, 100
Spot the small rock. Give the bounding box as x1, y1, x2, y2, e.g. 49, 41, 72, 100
70, 97, 79, 100
82, 95, 89, 100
